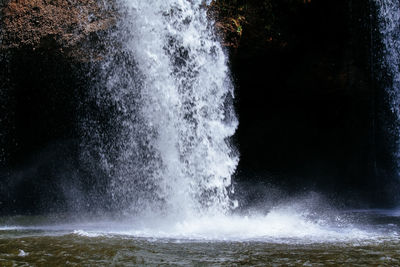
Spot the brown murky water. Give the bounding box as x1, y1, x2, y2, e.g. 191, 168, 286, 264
1, 234, 400, 266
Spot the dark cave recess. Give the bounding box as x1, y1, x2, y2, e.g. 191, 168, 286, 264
230, 0, 399, 206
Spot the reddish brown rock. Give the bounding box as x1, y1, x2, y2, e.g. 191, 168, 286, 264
0, 0, 116, 61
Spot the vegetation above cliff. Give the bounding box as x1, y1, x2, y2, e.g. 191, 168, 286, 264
210, 0, 310, 50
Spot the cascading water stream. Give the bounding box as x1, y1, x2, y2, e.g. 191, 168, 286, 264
375, 0, 400, 171
76, 0, 375, 240
82, 0, 238, 218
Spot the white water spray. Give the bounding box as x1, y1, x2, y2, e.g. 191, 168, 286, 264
83, 0, 238, 217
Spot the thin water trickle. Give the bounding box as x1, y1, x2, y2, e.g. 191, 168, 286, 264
375, 0, 400, 166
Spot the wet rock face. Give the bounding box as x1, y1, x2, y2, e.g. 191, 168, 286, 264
0, 0, 118, 165
0, 0, 118, 166
1, 0, 116, 60
0, 0, 115, 214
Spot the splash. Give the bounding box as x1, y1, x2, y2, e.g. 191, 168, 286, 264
3, 205, 398, 243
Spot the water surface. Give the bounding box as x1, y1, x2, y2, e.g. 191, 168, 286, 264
1, 210, 400, 266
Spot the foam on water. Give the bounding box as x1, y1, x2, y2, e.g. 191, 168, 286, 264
3, 207, 399, 243
73, 230, 104, 238
111, 213, 373, 242
54, 214, 398, 243
17, 250, 28, 257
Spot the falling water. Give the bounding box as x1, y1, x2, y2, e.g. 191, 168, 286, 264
375, 0, 400, 166
81, 0, 238, 217
73, 0, 377, 240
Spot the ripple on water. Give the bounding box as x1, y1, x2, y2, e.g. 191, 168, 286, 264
0, 235, 400, 266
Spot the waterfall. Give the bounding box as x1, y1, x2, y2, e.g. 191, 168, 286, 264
81, 0, 238, 217
375, 0, 400, 168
